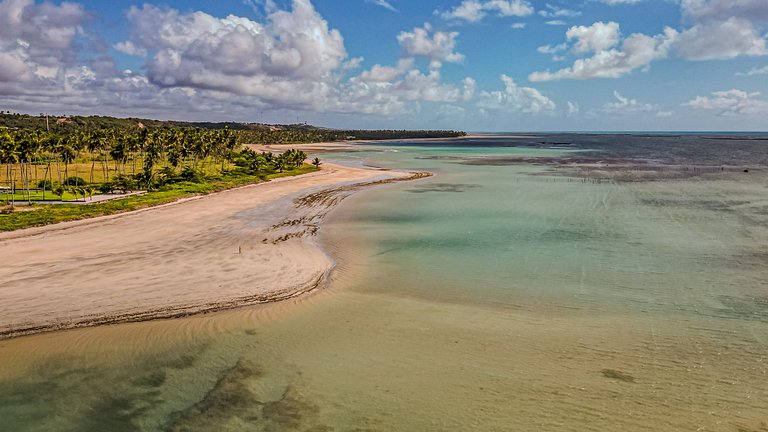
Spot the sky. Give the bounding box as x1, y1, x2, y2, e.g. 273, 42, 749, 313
1, 0, 767, 131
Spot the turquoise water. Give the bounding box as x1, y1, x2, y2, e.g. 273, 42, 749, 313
2, 139, 768, 431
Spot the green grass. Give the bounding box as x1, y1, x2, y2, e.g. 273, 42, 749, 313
0, 165, 318, 232
1, 191, 80, 202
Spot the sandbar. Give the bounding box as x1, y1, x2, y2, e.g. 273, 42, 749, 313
0, 162, 424, 339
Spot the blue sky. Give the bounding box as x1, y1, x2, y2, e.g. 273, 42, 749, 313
1, 0, 767, 131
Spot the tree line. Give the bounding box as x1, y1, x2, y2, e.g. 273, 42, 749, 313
0, 127, 310, 205
0, 113, 467, 144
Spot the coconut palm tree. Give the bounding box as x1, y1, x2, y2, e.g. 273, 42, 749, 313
0, 131, 17, 206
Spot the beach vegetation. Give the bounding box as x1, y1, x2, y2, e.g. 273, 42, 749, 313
0, 123, 319, 231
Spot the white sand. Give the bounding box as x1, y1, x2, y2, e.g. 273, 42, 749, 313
0, 163, 417, 338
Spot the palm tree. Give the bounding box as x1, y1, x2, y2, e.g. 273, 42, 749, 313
312, 157, 321, 168
14, 131, 35, 203
0, 131, 17, 206
84, 130, 101, 184
60, 135, 76, 184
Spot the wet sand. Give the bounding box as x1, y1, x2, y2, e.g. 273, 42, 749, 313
0, 162, 423, 339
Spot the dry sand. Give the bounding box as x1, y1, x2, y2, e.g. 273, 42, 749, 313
0, 163, 424, 339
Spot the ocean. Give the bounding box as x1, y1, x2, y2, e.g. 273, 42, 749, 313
2, 134, 768, 431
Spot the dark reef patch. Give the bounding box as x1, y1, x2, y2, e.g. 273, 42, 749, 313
165, 358, 325, 431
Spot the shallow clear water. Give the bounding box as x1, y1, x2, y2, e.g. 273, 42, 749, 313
2, 138, 768, 431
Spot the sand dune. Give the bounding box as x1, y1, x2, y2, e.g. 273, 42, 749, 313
0, 163, 416, 339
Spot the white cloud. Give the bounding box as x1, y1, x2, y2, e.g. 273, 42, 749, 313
685, 89, 768, 116
116, 0, 348, 110
599, 0, 642, 4
681, 0, 768, 23
0, 0, 88, 83
600, 90, 672, 117
477, 75, 556, 114
567, 21, 620, 54
511, 22, 526, 29
537, 43, 566, 55
366, 0, 397, 12
531, 0, 768, 82
737, 65, 768, 76
339, 68, 464, 115
462, 76, 476, 100
0, 0, 475, 120
566, 101, 579, 117
545, 20, 567, 26
674, 0, 768, 61
358, 58, 413, 82
113, 41, 147, 57
673, 17, 767, 60
530, 23, 677, 81
539, 4, 581, 18
397, 23, 464, 68
440, 0, 534, 23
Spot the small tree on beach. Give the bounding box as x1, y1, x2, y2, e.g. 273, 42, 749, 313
312, 157, 321, 168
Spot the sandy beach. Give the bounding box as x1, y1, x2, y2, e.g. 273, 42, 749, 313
0, 162, 422, 339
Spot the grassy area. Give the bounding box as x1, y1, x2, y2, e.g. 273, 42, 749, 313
1, 190, 80, 202
0, 165, 318, 232
1, 159, 235, 186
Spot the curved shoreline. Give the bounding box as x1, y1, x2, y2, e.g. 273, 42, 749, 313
0, 163, 430, 340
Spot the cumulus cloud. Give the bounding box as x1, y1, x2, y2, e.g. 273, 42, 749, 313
567, 21, 620, 54
529, 22, 677, 81
674, 0, 768, 60
0, 0, 476, 120
681, 0, 768, 23
674, 17, 767, 60
440, 0, 534, 23
113, 41, 147, 57
462, 76, 476, 100
0, 0, 88, 83
339, 68, 466, 115
531, 0, 768, 82
685, 89, 768, 116
477, 75, 556, 114
121, 0, 347, 101
112, 0, 450, 115
397, 23, 464, 68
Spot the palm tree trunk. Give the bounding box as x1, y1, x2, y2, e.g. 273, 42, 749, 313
10, 164, 15, 207
25, 161, 31, 204
42, 163, 50, 200
90, 152, 95, 184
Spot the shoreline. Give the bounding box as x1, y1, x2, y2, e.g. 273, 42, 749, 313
0, 163, 430, 340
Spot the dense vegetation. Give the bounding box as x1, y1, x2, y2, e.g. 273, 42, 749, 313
0, 125, 316, 234
0, 112, 466, 144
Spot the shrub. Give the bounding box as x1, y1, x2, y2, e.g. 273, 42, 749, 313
98, 182, 113, 194
179, 167, 203, 183
63, 176, 87, 186
37, 179, 53, 189
112, 175, 137, 193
